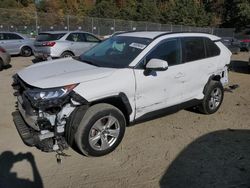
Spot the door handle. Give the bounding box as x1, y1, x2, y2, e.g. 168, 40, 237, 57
175, 72, 184, 78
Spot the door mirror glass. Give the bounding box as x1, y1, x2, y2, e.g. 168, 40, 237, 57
146, 58, 168, 71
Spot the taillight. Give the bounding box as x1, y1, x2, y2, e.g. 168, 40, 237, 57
240, 39, 250, 43
43, 41, 56, 47
0, 47, 6, 53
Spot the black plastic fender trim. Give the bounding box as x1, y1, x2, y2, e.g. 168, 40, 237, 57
118, 92, 133, 115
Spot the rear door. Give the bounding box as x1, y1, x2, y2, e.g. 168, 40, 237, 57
180, 37, 219, 101
66, 33, 86, 55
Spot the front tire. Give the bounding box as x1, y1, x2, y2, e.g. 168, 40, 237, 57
199, 81, 224, 114
75, 103, 126, 157
21, 46, 32, 57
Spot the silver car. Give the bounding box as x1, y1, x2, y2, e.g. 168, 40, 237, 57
0, 32, 34, 57
34, 31, 101, 60
0, 46, 11, 70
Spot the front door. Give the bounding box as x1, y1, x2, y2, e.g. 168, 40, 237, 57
134, 38, 187, 118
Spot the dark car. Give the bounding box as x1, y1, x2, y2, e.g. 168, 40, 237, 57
235, 30, 250, 51
221, 37, 241, 54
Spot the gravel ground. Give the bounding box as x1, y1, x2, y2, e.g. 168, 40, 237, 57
0, 53, 249, 188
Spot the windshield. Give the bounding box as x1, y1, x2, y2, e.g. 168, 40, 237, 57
36, 33, 66, 41
79, 36, 152, 68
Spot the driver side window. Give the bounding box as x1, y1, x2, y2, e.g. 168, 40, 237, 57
145, 38, 181, 67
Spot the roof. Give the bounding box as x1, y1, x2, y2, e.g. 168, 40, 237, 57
118, 31, 169, 39
39, 31, 68, 34
117, 31, 220, 40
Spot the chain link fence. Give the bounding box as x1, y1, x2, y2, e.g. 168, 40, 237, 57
0, 8, 235, 38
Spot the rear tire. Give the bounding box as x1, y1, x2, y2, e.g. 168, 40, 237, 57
21, 46, 32, 57
61, 51, 74, 58
199, 81, 224, 114
0, 59, 3, 71
75, 103, 126, 157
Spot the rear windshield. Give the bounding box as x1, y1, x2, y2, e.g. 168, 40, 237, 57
36, 33, 66, 41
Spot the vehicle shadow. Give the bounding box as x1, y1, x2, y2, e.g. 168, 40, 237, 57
0, 151, 43, 188
1, 64, 12, 71
230, 60, 250, 74
32, 58, 44, 64
159, 129, 250, 188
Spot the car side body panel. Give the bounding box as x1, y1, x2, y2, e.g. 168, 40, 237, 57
73, 68, 136, 121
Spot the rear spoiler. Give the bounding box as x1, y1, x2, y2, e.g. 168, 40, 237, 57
213, 39, 221, 42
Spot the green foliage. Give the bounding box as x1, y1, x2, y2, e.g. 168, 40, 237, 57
161, 0, 211, 27
1, 0, 250, 30
222, 0, 250, 31
88, 0, 119, 18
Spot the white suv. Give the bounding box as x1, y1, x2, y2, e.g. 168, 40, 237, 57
12, 31, 231, 156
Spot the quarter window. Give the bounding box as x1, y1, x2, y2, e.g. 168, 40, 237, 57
205, 38, 220, 57
85, 34, 100, 42
146, 38, 181, 66
181, 37, 205, 63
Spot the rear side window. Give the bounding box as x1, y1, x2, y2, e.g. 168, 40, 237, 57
181, 37, 205, 63
36, 33, 66, 41
85, 34, 100, 42
4, 33, 23, 40
66, 33, 85, 42
205, 38, 220, 57
146, 38, 181, 66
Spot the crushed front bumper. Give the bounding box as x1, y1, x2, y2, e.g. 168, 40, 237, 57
12, 111, 40, 147
12, 110, 68, 152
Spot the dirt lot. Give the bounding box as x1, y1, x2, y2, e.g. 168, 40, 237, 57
0, 53, 249, 188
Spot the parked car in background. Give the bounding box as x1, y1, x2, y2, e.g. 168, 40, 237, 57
0, 46, 11, 71
235, 30, 250, 51
0, 32, 34, 57
221, 37, 241, 54
239, 37, 250, 51
34, 31, 101, 60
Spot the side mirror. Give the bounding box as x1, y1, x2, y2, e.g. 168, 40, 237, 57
145, 58, 168, 71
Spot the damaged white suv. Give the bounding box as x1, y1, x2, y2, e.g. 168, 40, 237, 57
12, 31, 231, 156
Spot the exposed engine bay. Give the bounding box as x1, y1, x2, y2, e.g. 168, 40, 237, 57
12, 74, 87, 153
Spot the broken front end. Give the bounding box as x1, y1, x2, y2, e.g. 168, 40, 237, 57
12, 74, 87, 152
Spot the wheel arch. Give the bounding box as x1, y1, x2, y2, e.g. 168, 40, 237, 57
90, 93, 132, 124
65, 93, 132, 146
61, 50, 75, 57
203, 74, 222, 94
20, 45, 33, 52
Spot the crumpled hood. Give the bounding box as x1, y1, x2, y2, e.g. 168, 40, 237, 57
17, 57, 115, 88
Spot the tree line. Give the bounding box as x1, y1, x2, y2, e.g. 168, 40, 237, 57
0, 0, 250, 31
